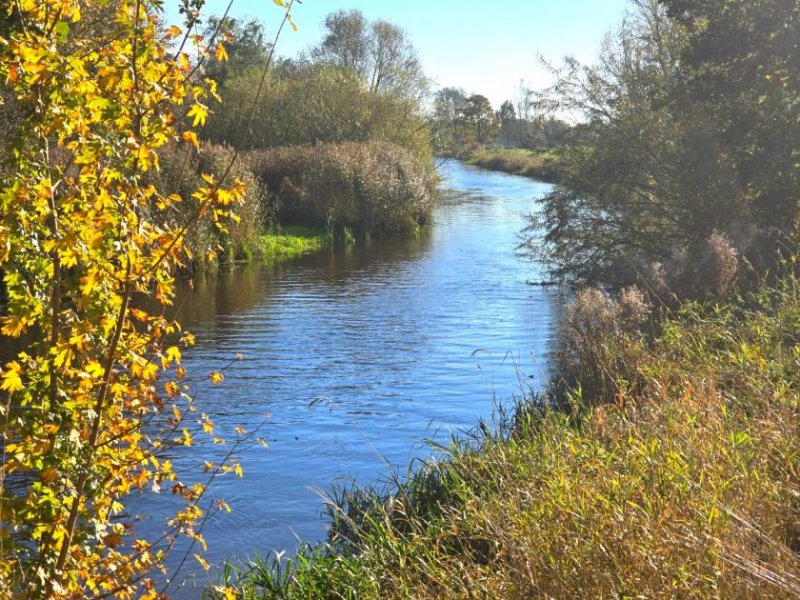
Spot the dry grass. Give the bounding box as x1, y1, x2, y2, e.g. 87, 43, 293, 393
247, 141, 438, 237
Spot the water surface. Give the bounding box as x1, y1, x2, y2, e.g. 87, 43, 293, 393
131, 160, 562, 591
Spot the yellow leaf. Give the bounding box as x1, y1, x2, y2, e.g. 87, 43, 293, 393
178, 52, 191, 73
209, 371, 224, 385
80, 270, 97, 296
54, 345, 74, 369
86, 360, 105, 378
182, 130, 200, 150
194, 554, 210, 571
166, 346, 182, 364
215, 42, 228, 62
166, 25, 182, 38
187, 103, 208, 127
1, 362, 23, 393
1, 315, 28, 337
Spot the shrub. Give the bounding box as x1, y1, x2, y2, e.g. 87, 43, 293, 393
554, 285, 652, 407
246, 141, 438, 236
203, 63, 433, 161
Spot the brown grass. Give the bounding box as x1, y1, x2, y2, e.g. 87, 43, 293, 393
247, 141, 438, 237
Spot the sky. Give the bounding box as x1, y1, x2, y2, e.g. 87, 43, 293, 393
174, 0, 632, 110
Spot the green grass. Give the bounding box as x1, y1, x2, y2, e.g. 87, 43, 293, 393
466, 147, 561, 181
205, 275, 800, 599
251, 225, 331, 263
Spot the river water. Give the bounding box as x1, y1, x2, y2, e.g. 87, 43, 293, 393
127, 159, 562, 592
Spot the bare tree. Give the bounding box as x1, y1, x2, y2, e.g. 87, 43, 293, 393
313, 9, 370, 78
313, 10, 429, 101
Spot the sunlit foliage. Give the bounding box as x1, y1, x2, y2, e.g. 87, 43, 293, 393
0, 0, 288, 595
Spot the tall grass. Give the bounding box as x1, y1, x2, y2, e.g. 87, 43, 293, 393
151, 140, 436, 271
247, 141, 438, 237
212, 275, 800, 598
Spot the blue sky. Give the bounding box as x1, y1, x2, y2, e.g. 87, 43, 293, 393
174, 0, 632, 109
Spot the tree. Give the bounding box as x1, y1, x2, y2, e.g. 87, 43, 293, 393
524, 0, 697, 285
429, 86, 469, 155
498, 100, 516, 146
313, 9, 369, 77
661, 0, 800, 229
526, 0, 800, 290
0, 0, 292, 595
460, 94, 498, 145
312, 9, 428, 101
203, 17, 270, 87
515, 79, 534, 122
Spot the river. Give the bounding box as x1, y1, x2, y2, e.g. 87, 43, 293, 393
125, 159, 563, 592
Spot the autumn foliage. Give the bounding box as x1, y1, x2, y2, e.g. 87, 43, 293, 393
0, 0, 285, 596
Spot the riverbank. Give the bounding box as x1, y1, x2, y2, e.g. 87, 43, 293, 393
211, 276, 800, 598
158, 141, 438, 273
465, 148, 561, 182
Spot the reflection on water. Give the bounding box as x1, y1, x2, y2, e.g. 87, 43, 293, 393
6, 160, 565, 593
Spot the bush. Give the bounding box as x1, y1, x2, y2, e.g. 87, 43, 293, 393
203, 63, 432, 161
553, 285, 652, 407
151, 142, 265, 268
246, 141, 438, 236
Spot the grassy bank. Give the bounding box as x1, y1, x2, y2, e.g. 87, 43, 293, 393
209, 277, 800, 599
466, 148, 561, 182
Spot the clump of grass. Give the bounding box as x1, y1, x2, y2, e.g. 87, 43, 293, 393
215, 275, 800, 599
552, 285, 652, 408
466, 148, 561, 181
253, 225, 331, 263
